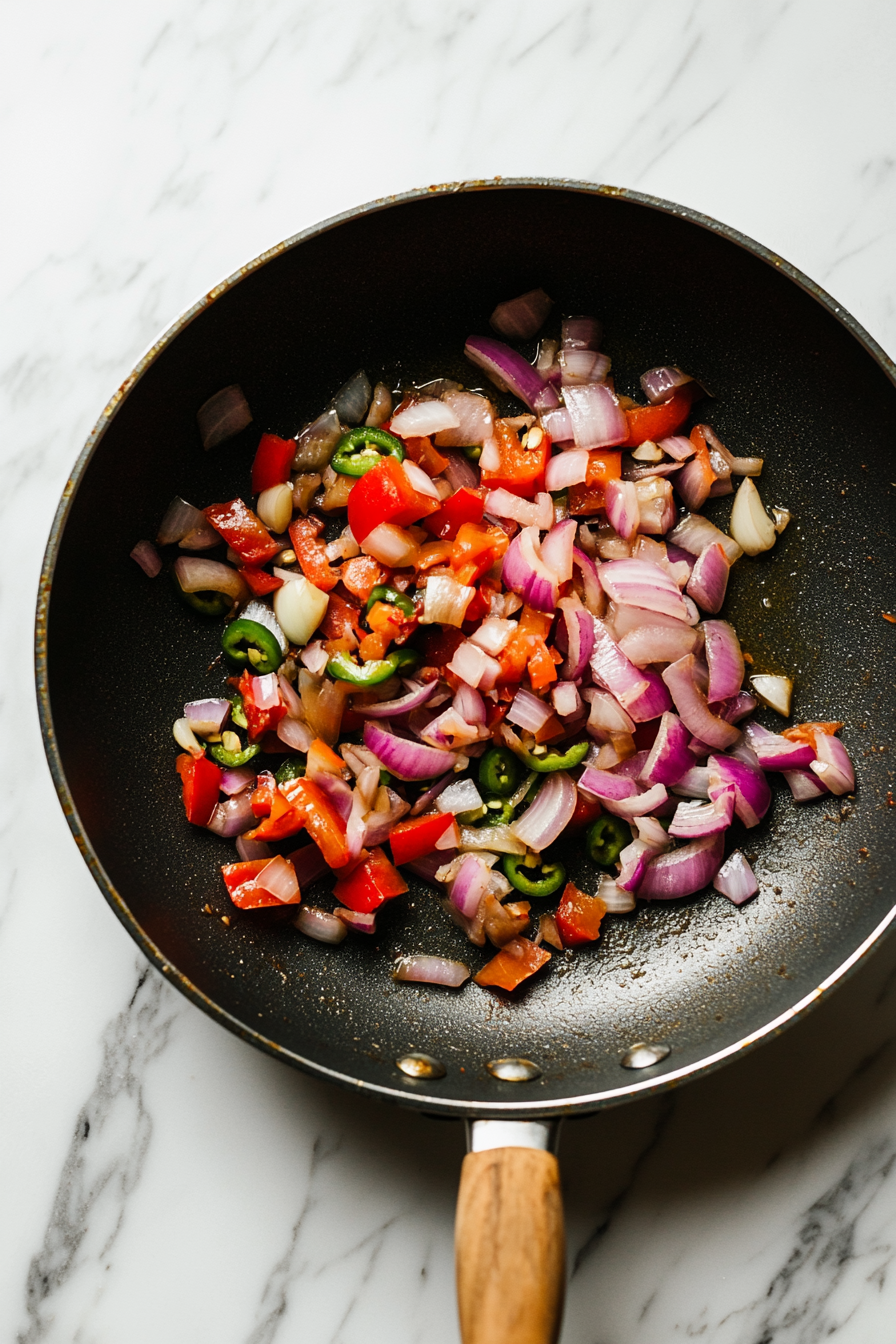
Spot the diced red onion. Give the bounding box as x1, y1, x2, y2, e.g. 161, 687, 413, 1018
556, 595, 594, 680
173, 556, 247, 603
578, 767, 639, 803
403, 849, 457, 882
563, 383, 628, 449
700, 425, 764, 479
634, 476, 676, 535
464, 336, 558, 412
713, 850, 759, 905
390, 401, 460, 439
452, 683, 486, 727
510, 770, 577, 852
255, 855, 300, 904
401, 460, 442, 500
572, 547, 604, 616
358, 679, 440, 719
585, 690, 636, 740
562, 316, 601, 350
540, 407, 574, 443
335, 907, 377, 934
277, 674, 304, 720
599, 559, 690, 622
638, 832, 725, 900
598, 872, 636, 912
623, 460, 684, 483
490, 288, 553, 341
131, 540, 162, 577
502, 526, 559, 613
207, 792, 256, 838
441, 448, 480, 491
668, 787, 734, 838
363, 721, 455, 780
313, 769, 353, 822
809, 732, 854, 796
184, 698, 231, 736
590, 619, 671, 722
601, 782, 668, 819
605, 479, 639, 541
470, 617, 515, 656
551, 681, 581, 718
249, 673, 280, 712
394, 955, 470, 987
545, 450, 589, 490
608, 750, 649, 780
743, 721, 815, 770
750, 674, 793, 717
277, 717, 315, 752
662, 654, 741, 750
178, 519, 220, 550
687, 543, 730, 615
507, 687, 553, 734
703, 621, 744, 703
435, 391, 495, 448
197, 385, 252, 450
361, 522, 419, 569
671, 766, 711, 799
617, 622, 698, 667
485, 488, 551, 529
293, 906, 348, 944
157, 497, 206, 546
284, 842, 327, 889
640, 712, 693, 786
449, 854, 492, 919
783, 768, 829, 802
540, 519, 577, 583
236, 835, 272, 862
675, 454, 715, 512
220, 765, 256, 796
717, 692, 757, 724
668, 514, 742, 566
640, 367, 694, 405
421, 575, 475, 627
446, 639, 501, 691
707, 754, 771, 828
560, 350, 610, 384
658, 435, 696, 462
438, 778, 483, 817
617, 840, 655, 892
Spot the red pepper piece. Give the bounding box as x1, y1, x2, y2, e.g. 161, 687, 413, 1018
389, 813, 457, 867
238, 669, 287, 743
404, 435, 449, 477
568, 451, 623, 515
555, 881, 607, 947
240, 566, 283, 596
480, 420, 548, 498
322, 591, 365, 646
424, 487, 486, 540
251, 433, 296, 493
618, 383, 698, 449
203, 499, 280, 566
451, 522, 510, 586
473, 937, 551, 990
288, 516, 339, 592
566, 791, 603, 833
340, 555, 388, 602
244, 790, 306, 842
333, 847, 409, 913
250, 771, 277, 817
280, 776, 351, 869
220, 859, 283, 910
347, 457, 440, 543
175, 752, 222, 827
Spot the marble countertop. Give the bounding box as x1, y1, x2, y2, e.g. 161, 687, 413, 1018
4, 2, 896, 1340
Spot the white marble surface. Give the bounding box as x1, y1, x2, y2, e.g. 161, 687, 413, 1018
4, 1, 896, 1340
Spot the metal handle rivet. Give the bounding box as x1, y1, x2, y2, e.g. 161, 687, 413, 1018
486, 1058, 542, 1082
396, 1053, 446, 1080
621, 1042, 671, 1070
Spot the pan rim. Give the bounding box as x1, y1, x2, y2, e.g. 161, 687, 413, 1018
35, 176, 896, 1118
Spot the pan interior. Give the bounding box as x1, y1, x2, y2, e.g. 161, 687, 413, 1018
42, 186, 896, 1115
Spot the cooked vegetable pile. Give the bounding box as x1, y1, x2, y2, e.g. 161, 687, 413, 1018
131, 287, 855, 995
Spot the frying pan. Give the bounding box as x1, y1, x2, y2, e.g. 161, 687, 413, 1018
36, 180, 896, 1344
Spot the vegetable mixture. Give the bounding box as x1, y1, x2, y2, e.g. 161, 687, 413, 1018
132, 287, 855, 995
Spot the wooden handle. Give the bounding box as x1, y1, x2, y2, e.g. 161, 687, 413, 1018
455, 1146, 565, 1344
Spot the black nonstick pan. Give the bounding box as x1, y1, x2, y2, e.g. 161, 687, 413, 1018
36, 181, 896, 1344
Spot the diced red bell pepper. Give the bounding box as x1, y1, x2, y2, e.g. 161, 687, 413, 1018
781, 721, 843, 745
497, 606, 553, 685
220, 859, 282, 910
322, 590, 364, 646
567, 451, 622, 515
288, 516, 339, 592
244, 789, 306, 842
175, 752, 222, 827
250, 770, 277, 817
237, 669, 287, 742
528, 637, 558, 690
347, 457, 440, 543
280, 776, 351, 868
340, 555, 388, 602
306, 737, 345, 778
555, 881, 608, 947
240, 566, 283, 596
480, 420, 548, 498
618, 383, 698, 449
473, 937, 552, 990
333, 846, 409, 913
567, 791, 603, 833
404, 435, 449, 477
251, 433, 296, 493
424, 487, 486, 540
452, 522, 510, 586
390, 812, 457, 866
418, 624, 465, 669
203, 499, 280, 566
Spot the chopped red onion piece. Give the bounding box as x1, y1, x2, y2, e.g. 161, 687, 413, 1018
434, 391, 495, 448
703, 621, 745, 703
687, 543, 730, 615
130, 540, 162, 577
585, 690, 636, 740
708, 755, 771, 828
502, 526, 559, 613
256, 855, 300, 904
394, 955, 471, 987
640, 366, 694, 405
671, 766, 711, 799
507, 688, 554, 734
485, 488, 552, 529
510, 770, 577, 852
640, 712, 693, 786
562, 316, 602, 350
783, 768, 829, 802
638, 833, 725, 901
605, 479, 640, 541
599, 559, 690, 622
173, 556, 247, 603
207, 792, 256, 838
578, 767, 639, 802
249, 673, 280, 712
658, 435, 696, 462
743, 721, 815, 770
557, 595, 594, 680
572, 547, 604, 616
220, 765, 256, 796
668, 514, 742, 566
668, 787, 734, 839
403, 849, 457, 883
364, 721, 456, 780
617, 622, 698, 668
178, 519, 220, 550
490, 288, 553, 340
197, 385, 253, 449
540, 518, 577, 583
157, 497, 206, 546
446, 639, 501, 691
809, 732, 854, 796
598, 872, 637, 912
277, 717, 315, 752
236, 835, 272, 862
358, 679, 440, 719
449, 854, 492, 919
390, 401, 460, 439
662, 654, 741, 750
590, 619, 672, 722
336, 907, 377, 934
551, 681, 581, 718
601, 782, 668, 819
441, 448, 480, 491
623, 460, 684, 483
438, 778, 483, 817
293, 906, 347, 944
464, 335, 558, 412
540, 407, 574, 443
184, 698, 231, 736
617, 839, 655, 892
717, 693, 758, 724
559, 349, 610, 385
283, 842, 326, 890
713, 850, 759, 905
563, 383, 628, 449
545, 449, 589, 490
313, 769, 353, 822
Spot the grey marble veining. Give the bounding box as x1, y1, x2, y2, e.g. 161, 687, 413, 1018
4, 0, 896, 1340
